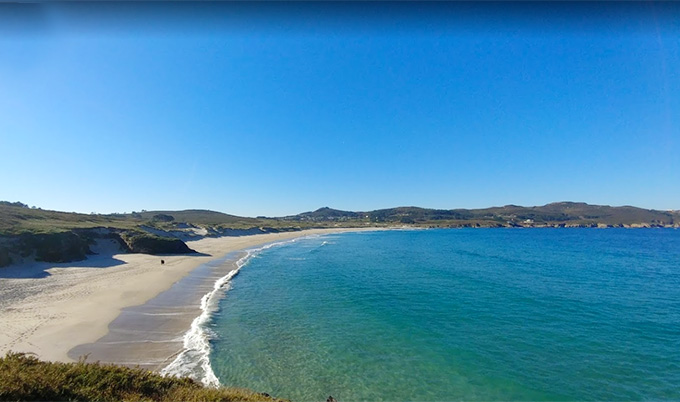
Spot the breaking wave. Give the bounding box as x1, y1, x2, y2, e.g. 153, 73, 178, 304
159, 237, 312, 387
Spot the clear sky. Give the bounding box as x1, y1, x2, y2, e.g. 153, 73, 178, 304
1, 2, 678, 217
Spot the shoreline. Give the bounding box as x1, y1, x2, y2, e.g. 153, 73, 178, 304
0, 228, 377, 366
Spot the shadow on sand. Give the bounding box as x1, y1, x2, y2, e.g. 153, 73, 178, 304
185, 252, 212, 257
0, 251, 213, 279
0, 255, 128, 279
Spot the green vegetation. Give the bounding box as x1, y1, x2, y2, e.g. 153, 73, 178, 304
285, 202, 679, 228
0, 352, 281, 402
0, 204, 139, 236
120, 231, 196, 255
22, 232, 93, 263
1, 201, 677, 267
0, 204, 310, 265
0, 230, 99, 267
0, 204, 322, 237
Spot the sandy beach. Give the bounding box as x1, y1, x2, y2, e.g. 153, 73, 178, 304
0, 228, 367, 367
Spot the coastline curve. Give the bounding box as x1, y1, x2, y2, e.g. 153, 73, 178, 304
159, 236, 325, 387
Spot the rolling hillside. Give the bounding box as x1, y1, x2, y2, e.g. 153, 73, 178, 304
284, 202, 679, 228
1, 201, 677, 267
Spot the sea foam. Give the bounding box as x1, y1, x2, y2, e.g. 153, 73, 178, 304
160, 236, 313, 387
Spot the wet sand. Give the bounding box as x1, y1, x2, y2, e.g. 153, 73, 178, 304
69, 251, 246, 370
0, 228, 373, 366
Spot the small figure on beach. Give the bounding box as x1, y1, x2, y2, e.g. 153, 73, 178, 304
160, 259, 165, 265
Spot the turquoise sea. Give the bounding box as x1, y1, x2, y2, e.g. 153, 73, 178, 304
207, 229, 680, 401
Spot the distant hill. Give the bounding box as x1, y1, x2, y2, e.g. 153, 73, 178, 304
2, 201, 677, 236
1, 201, 677, 267
292, 207, 362, 221
0, 204, 293, 236
284, 202, 679, 228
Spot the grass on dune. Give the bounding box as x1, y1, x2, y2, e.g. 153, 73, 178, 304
0, 352, 283, 402
0, 204, 317, 236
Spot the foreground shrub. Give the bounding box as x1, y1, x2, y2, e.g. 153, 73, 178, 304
0, 352, 280, 402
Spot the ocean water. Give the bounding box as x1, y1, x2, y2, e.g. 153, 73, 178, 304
204, 229, 680, 401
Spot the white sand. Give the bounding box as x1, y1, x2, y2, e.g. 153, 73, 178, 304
0, 228, 369, 363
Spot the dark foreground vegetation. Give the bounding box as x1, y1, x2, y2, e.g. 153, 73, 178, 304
0, 353, 282, 402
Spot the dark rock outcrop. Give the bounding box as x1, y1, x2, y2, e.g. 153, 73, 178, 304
17, 232, 93, 263
0, 247, 11, 267
0, 228, 197, 267
121, 232, 196, 255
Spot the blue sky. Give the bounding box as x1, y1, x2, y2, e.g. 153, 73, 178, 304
1, 3, 678, 217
